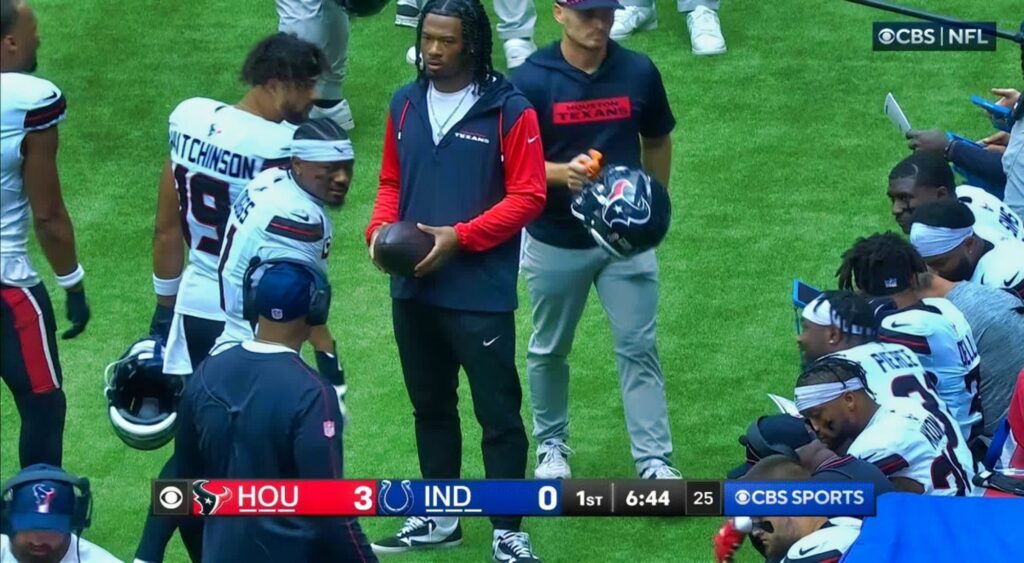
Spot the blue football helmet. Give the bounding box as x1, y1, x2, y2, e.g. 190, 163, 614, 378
571, 165, 671, 258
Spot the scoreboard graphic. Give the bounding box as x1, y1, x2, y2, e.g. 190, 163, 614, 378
153, 479, 875, 518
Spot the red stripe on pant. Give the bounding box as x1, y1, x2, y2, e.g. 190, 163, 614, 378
1, 287, 59, 393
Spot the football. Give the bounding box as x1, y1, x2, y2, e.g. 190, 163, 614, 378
373, 221, 435, 276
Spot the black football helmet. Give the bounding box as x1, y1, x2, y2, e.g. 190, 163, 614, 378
104, 338, 184, 451
571, 165, 672, 258
334, 0, 389, 17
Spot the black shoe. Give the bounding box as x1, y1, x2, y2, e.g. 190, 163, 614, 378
395, 5, 419, 28
371, 517, 462, 554
493, 531, 541, 562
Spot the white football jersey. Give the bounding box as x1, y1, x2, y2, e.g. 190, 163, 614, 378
781, 518, 861, 563
878, 298, 982, 440
0, 73, 67, 287
167, 97, 294, 320
213, 167, 333, 350
848, 398, 974, 496
972, 237, 1024, 299
957, 184, 1024, 243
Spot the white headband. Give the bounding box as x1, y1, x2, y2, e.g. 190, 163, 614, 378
801, 295, 870, 335
794, 380, 865, 412
290, 138, 355, 163
909, 223, 973, 258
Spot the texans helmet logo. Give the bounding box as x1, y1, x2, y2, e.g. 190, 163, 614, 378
192, 480, 233, 516
33, 484, 56, 514
603, 177, 651, 227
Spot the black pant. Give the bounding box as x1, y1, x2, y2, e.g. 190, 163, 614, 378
135, 314, 222, 562
1, 283, 66, 467
392, 299, 528, 531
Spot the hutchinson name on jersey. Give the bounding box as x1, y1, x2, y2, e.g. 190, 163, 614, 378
847, 398, 973, 496
167, 97, 295, 322
214, 166, 333, 349
1, 73, 67, 287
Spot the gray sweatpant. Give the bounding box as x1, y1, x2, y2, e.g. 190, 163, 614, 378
276, 0, 349, 100
397, 0, 536, 40
522, 233, 673, 467
620, 0, 720, 12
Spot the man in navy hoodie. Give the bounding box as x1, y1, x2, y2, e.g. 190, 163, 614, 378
510, 0, 679, 481
364, 0, 545, 560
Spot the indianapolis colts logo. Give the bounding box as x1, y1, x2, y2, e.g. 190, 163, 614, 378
378, 480, 414, 516
33, 484, 57, 514
603, 177, 651, 227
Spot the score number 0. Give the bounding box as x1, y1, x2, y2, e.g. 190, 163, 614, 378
538, 485, 558, 511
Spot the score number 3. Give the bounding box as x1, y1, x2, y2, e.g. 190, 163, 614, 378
353, 485, 373, 511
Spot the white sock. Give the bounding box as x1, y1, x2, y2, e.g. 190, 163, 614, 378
493, 528, 516, 540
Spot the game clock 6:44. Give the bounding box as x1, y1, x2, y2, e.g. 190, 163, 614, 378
615, 481, 686, 516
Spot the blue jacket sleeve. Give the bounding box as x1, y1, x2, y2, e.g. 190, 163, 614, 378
948, 141, 1007, 195
173, 372, 202, 478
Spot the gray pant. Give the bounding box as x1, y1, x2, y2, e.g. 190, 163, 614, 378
277, 0, 349, 100
522, 233, 673, 467
621, 0, 720, 12
397, 0, 536, 40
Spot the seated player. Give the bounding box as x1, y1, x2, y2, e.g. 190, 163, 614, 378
744, 456, 862, 563
797, 290, 962, 446
909, 199, 1024, 298
836, 232, 983, 442
887, 151, 1022, 242
797, 357, 974, 495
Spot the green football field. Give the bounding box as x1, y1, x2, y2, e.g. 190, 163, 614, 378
1, 0, 1020, 561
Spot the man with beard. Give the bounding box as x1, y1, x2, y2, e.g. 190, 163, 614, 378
797, 357, 973, 495
909, 199, 1024, 299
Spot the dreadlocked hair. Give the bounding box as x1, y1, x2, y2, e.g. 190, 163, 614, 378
416, 0, 495, 94
814, 289, 878, 340
796, 356, 868, 389
835, 232, 927, 296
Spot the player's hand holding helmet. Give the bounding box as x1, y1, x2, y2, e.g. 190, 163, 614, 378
571, 164, 672, 258
104, 337, 184, 450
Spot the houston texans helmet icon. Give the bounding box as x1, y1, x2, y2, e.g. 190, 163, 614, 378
33, 484, 57, 514
572, 164, 671, 258
193, 480, 233, 516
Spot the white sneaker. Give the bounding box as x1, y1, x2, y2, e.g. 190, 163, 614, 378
639, 460, 683, 479
395, 4, 419, 28
309, 99, 354, 131
686, 5, 726, 56
610, 6, 658, 40
493, 530, 541, 562
534, 439, 572, 479
503, 38, 537, 70
371, 516, 462, 553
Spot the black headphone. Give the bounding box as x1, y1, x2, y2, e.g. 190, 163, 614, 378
0, 466, 92, 535
740, 417, 801, 463
242, 257, 331, 326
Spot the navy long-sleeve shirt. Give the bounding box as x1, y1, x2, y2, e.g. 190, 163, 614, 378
175, 340, 376, 563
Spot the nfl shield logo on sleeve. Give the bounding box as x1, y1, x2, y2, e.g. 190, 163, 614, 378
323, 420, 336, 438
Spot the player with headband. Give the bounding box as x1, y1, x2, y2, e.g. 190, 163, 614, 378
796, 357, 973, 496
909, 199, 1024, 299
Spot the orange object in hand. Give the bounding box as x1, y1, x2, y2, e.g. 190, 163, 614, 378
584, 149, 603, 179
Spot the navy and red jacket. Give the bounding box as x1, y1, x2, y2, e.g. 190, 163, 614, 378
366, 75, 546, 312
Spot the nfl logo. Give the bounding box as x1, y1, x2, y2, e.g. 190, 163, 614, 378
323, 420, 335, 438
884, 277, 898, 289
271, 308, 283, 320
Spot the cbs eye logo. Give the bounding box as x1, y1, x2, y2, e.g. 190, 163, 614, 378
734, 490, 751, 506
876, 28, 897, 45
159, 486, 184, 510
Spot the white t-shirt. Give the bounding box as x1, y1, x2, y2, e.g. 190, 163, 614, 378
1001, 115, 1023, 216
0, 533, 122, 562
0, 72, 67, 287
426, 82, 481, 144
